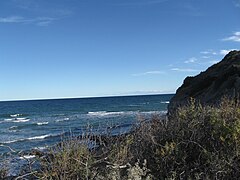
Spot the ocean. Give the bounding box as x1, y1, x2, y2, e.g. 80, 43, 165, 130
0, 94, 173, 155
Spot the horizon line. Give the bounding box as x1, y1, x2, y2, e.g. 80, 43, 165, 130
0, 93, 175, 102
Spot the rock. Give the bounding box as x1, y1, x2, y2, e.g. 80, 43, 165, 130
168, 50, 240, 114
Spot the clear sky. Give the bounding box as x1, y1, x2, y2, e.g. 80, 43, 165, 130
0, 0, 240, 101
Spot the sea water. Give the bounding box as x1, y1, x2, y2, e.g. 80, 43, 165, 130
0, 94, 173, 155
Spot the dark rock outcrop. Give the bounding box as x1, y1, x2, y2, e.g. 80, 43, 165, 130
168, 50, 240, 114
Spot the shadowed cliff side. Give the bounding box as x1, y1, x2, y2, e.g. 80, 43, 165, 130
168, 50, 240, 114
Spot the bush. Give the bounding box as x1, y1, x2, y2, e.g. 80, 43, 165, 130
37, 137, 95, 179
114, 97, 240, 179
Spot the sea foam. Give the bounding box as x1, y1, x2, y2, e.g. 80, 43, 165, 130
10, 114, 22, 117
161, 101, 170, 104
13, 118, 30, 123
55, 118, 70, 122
19, 155, 36, 159
2, 134, 53, 144
87, 111, 125, 116
37, 122, 49, 126
27, 134, 51, 140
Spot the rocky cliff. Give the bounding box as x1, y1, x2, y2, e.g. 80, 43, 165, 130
168, 50, 240, 114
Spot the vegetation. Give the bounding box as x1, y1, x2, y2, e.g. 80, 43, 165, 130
37, 138, 94, 179
97, 97, 240, 179
2, 97, 240, 179
0, 167, 8, 179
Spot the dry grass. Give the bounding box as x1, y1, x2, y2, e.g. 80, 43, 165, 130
35, 131, 98, 180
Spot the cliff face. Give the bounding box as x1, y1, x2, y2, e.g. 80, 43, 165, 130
168, 50, 240, 113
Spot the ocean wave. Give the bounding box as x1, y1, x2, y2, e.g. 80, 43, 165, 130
10, 114, 22, 117
2, 139, 20, 144
161, 101, 170, 104
87, 111, 125, 116
34, 146, 48, 150
9, 126, 18, 130
141, 111, 167, 115
27, 134, 51, 140
4, 118, 14, 122
55, 118, 70, 122
13, 118, 30, 123
87, 110, 166, 117
37, 122, 49, 126
1, 134, 55, 144
88, 111, 107, 115
8, 126, 20, 132
3, 117, 30, 123
19, 155, 36, 160
7, 123, 46, 132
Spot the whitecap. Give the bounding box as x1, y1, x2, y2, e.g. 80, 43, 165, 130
19, 155, 36, 159
27, 134, 51, 140
16, 118, 26, 120
55, 118, 70, 122
2, 139, 21, 144
1, 134, 52, 144
87, 111, 125, 117
140, 111, 167, 115
34, 146, 48, 150
55, 119, 63, 122
4, 118, 29, 123
161, 101, 170, 104
37, 122, 49, 126
13, 118, 30, 123
10, 114, 22, 117
106, 112, 125, 115
88, 111, 107, 115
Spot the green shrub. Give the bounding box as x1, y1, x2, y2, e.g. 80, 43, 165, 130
152, 97, 240, 179
37, 138, 95, 180
105, 97, 240, 179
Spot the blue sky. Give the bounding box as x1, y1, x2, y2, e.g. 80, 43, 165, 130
0, 0, 240, 101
